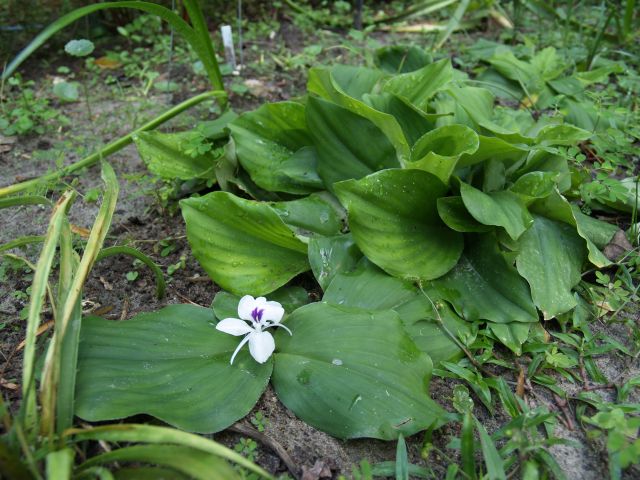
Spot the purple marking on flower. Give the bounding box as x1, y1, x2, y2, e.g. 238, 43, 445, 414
251, 307, 264, 323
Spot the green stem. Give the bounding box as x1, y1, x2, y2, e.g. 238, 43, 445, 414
0, 90, 225, 198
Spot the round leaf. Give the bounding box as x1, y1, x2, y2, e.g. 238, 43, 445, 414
335, 169, 463, 282
65, 39, 94, 57
75, 305, 272, 433
272, 302, 445, 440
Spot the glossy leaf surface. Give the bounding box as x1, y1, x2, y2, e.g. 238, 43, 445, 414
75, 305, 272, 433
335, 169, 463, 282
272, 302, 444, 440
181, 192, 309, 295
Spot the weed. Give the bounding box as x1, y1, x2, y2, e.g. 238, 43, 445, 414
0, 74, 68, 136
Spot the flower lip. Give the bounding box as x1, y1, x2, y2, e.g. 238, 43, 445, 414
251, 307, 264, 323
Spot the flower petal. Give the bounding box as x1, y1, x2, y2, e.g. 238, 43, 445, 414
216, 318, 253, 336
229, 334, 251, 365
258, 300, 285, 323
237, 295, 257, 321
248, 330, 275, 364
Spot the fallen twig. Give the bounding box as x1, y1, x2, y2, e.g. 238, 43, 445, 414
230, 421, 300, 480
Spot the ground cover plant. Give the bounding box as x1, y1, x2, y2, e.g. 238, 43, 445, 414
1, 1, 639, 478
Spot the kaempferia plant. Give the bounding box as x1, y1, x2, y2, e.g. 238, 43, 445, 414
72, 46, 631, 441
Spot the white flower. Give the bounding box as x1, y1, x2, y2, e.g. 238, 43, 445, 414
216, 295, 292, 364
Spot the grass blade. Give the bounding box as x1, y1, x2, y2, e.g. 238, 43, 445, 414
435, 0, 471, 49
47, 162, 119, 435
76, 444, 238, 479
461, 411, 476, 479
19, 190, 76, 433
474, 417, 506, 480
0, 196, 52, 209
66, 424, 274, 479
0, 236, 44, 254
183, 0, 224, 92
96, 246, 166, 299
395, 434, 409, 480
45, 448, 74, 480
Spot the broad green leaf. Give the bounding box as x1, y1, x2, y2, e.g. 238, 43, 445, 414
228, 102, 322, 194
437, 197, 493, 233
383, 58, 453, 111
571, 209, 618, 249
517, 150, 571, 192
548, 76, 584, 96
458, 135, 528, 169
328, 64, 385, 99
375, 45, 432, 73
403, 305, 469, 366
308, 234, 362, 290
509, 171, 559, 204
515, 215, 586, 319
134, 131, 217, 180
77, 445, 237, 480
323, 259, 418, 311
363, 92, 440, 147
323, 259, 466, 365
432, 234, 538, 324
531, 47, 564, 81
335, 169, 463, 282
409, 124, 479, 183
483, 159, 507, 192
181, 192, 309, 295
307, 96, 400, 188
212, 287, 310, 321
441, 86, 494, 129
272, 302, 445, 439
475, 67, 523, 100
75, 305, 272, 433
488, 50, 540, 91
197, 110, 238, 140
308, 69, 410, 163
488, 322, 530, 355
269, 192, 346, 237
535, 124, 591, 146
460, 182, 533, 240
531, 190, 611, 267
